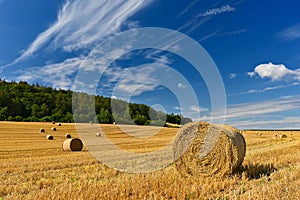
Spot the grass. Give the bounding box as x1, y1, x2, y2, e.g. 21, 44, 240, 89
0, 122, 299, 199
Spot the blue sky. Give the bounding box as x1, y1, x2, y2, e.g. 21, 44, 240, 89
1, 0, 300, 129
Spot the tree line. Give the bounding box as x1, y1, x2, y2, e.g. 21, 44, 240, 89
0, 80, 192, 126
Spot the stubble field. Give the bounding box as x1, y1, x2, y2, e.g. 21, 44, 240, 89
0, 122, 299, 199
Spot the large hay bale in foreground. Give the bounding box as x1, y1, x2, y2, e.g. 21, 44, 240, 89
174, 122, 246, 178
46, 135, 54, 140
63, 138, 83, 151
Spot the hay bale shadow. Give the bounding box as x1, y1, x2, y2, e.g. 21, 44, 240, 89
237, 163, 277, 179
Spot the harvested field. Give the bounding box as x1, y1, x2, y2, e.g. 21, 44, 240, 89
0, 122, 300, 199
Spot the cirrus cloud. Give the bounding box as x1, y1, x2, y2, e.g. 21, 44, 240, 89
10, 0, 152, 64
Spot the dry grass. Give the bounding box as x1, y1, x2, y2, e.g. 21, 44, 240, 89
0, 122, 299, 199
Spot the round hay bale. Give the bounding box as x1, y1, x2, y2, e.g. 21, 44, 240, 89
63, 138, 83, 151
57, 123, 61, 126
174, 122, 246, 178
280, 134, 287, 138
46, 135, 54, 140
40, 128, 45, 133
65, 133, 72, 138
96, 132, 101, 137
52, 121, 55, 124
51, 127, 56, 131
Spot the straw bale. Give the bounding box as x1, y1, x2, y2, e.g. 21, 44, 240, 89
280, 134, 287, 138
46, 135, 54, 140
174, 122, 246, 178
63, 138, 83, 151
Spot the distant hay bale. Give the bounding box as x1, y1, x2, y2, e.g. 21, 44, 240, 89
113, 122, 116, 125
280, 134, 287, 138
46, 135, 54, 140
52, 121, 55, 124
40, 128, 45, 133
51, 127, 56, 131
165, 122, 182, 128
96, 132, 101, 137
57, 123, 61, 126
65, 133, 72, 138
174, 122, 246, 178
63, 138, 83, 151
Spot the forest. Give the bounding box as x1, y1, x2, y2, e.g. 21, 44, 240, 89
0, 80, 192, 126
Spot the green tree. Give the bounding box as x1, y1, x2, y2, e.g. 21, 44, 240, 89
97, 109, 112, 124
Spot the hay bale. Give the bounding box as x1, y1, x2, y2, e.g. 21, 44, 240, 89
280, 134, 287, 138
57, 123, 61, 126
63, 138, 83, 151
174, 122, 246, 178
40, 128, 45, 133
51, 127, 56, 131
96, 132, 101, 137
65, 133, 72, 138
52, 121, 55, 124
46, 135, 54, 140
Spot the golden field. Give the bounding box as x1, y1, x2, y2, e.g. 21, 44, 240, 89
0, 122, 299, 200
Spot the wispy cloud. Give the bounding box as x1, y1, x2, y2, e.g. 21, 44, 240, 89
9, 0, 152, 64
197, 5, 235, 17
229, 117, 300, 129
225, 97, 300, 119
174, 105, 209, 121
178, 0, 200, 17
278, 23, 300, 41
16, 57, 84, 89
241, 82, 299, 94
216, 28, 248, 37
247, 62, 300, 81
223, 96, 300, 129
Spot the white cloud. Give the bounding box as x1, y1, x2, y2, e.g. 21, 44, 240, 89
11, 0, 152, 63
16, 57, 83, 89
229, 73, 237, 79
173, 105, 209, 122
197, 5, 235, 17
247, 62, 300, 81
125, 21, 140, 29
177, 82, 187, 89
278, 23, 300, 41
